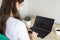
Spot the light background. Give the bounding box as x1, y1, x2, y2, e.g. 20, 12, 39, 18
0, 0, 60, 24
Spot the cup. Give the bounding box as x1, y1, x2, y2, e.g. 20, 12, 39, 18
55, 28, 60, 35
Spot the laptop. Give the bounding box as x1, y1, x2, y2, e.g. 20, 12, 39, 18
30, 16, 54, 38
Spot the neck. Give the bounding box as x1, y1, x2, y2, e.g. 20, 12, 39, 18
10, 12, 13, 17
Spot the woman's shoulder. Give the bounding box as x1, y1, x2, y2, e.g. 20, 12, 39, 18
6, 16, 24, 25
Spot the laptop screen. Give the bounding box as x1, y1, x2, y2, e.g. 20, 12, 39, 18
34, 16, 54, 31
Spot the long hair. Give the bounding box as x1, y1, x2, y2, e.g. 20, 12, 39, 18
0, 0, 24, 35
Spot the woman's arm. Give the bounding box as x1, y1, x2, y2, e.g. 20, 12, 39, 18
17, 21, 30, 40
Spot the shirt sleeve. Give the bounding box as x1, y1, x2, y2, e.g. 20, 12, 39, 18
17, 21, 30, 40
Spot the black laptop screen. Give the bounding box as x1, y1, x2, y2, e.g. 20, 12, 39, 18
34, 16, 54, 31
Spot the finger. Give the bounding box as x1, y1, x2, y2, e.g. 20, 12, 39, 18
37, 33, 38, 35
28, 28, 32, 31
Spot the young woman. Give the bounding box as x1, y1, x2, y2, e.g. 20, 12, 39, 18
0, 0, 37, 40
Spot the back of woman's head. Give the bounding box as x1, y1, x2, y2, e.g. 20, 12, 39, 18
0, 0, 24, 35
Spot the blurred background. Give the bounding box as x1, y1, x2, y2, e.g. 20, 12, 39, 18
0, 0, 60, 24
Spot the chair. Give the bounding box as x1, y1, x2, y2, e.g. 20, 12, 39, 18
0, 34, 9, 40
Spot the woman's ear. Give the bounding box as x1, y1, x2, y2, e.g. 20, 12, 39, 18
16, 2, 20, 9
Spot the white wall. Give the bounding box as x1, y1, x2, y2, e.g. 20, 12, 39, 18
28, 0, 60, 24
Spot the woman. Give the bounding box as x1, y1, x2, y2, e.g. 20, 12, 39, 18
0, 0, 37, 40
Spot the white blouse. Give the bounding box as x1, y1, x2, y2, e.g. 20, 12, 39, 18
5, 17, 30, 40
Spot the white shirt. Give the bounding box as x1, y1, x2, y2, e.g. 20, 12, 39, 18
5, 17, 30, 40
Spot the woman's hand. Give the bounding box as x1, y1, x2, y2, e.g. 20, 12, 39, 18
28, 29, 38, 40
30, 31, 38, 40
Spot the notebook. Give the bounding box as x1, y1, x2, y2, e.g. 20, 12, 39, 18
30, 16, 54, 38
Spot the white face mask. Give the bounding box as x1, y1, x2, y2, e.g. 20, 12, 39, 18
18, 6, 24, 11
18, 2, 24, 11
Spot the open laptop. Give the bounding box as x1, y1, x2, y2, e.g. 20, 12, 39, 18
30, 16, 54, 38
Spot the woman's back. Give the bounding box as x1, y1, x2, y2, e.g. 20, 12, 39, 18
5, 17, 30, 40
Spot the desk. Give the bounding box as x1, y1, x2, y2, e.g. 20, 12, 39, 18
29, 18, 60, 40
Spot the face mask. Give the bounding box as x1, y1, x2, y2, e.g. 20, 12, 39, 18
18, 2, 24, 11
18, 6, 24, 13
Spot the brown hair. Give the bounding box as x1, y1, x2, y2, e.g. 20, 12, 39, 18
0, 0, 24, 35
